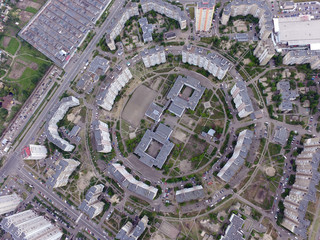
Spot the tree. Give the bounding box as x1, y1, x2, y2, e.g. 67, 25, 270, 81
0, 108, 8, 122
273, 54, 283, 67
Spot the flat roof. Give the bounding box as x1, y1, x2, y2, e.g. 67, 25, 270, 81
275, 16, 320, 46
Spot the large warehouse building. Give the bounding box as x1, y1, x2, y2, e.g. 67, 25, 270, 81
273, 15, 320, 50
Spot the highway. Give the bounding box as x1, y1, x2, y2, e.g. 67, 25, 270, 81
18, 167, 110, 240
0, 0, 124, 238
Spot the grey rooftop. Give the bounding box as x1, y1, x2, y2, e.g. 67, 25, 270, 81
167, 75, 205, 117
134, 123, 174, 169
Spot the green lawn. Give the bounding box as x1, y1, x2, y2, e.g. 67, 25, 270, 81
268, 143, 282, 156
0, 70, 5, 78
25, 7, 38, 14
189, 7, 195, 19
5, 37, 19, 55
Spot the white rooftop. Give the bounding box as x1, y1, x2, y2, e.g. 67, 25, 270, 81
274, 16, 320, 46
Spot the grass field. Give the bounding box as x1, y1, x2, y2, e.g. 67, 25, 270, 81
0, 36, 20, 55
4, 41, 51, 102
189, 7, 195, 19
0, 70, 5, 78
25, 7, 38, 14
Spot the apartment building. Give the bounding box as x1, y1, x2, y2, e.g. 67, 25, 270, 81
46, 159, 80, 188
141, 0, 187, 29
108, 163, 158, 200
281, 138, 320, 238
195, 0, 215, 32
92, 120, 112, 153
182, 45, 231, 80
218, 130, 253, 182
21, 144, 47, 160
79, 184, 104, 219
96, 66, 132, 111
46, 96, 80, 152
0, 194, 22, 215
175, 185, 205, 203
116, 216, 148, 240
253, 39, 275, 65
138, 18, 153, 43
230, 80, 254, 118
106, 2, 139, 50
221, 0, 273, 40
1, 210, 62, 240
141, 46, 166, 68
283, 50, 320, 70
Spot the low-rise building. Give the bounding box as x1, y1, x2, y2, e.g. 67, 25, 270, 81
282, 138, 320, 238
218, 130, 253, 182
21, 144, 47, 160
141, 46, 166, 68
116, 216, 148, 240
108, 163, 158, 200
0, 194, 22, 215
277, 81, 298, 112
46, 96, 80, 152
46, 159, 80, 188
79, 184, 104, 219
92, 120, 112, 153
138, 18, 153, 43
167, 75, 205, 117
1, 210, 63, 240
164, 32, 176, 40
221, 214, 245, 240
175, 185, 205, 203
182, 45, 231, 80
273, 126, 289, 146
141, 0, 187, 29
145, 102, 164, 122
96, 66, 132, 111
230, 80, 254, 118
134, 124, 174, 169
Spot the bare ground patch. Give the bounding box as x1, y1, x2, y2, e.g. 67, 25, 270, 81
8, 62, 26, 79
122, 84, 156, 127
77, 170, 95, 193
3, 37, 11, 48
179, 160, 192, 173
20, 11, 34, 23
172, 128, 188, 142
17, 0, 41, 10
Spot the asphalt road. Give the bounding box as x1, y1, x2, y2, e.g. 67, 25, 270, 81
0, 1, 125, 238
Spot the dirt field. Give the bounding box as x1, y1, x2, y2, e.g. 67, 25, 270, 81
8, 62, 26, 79
181, 135, 208, 160
179, 160, 192, 173
122, 84, 156, 127
146, 140, 163, 158
172, 128, 188, 142
180, 115, 197, 130
77, 170, 95, 192
20, 11, 34, 23
17, 0, 42, 10
3, 36, 11, 48
159, 221, 180, 239
254, 188, 267, 204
